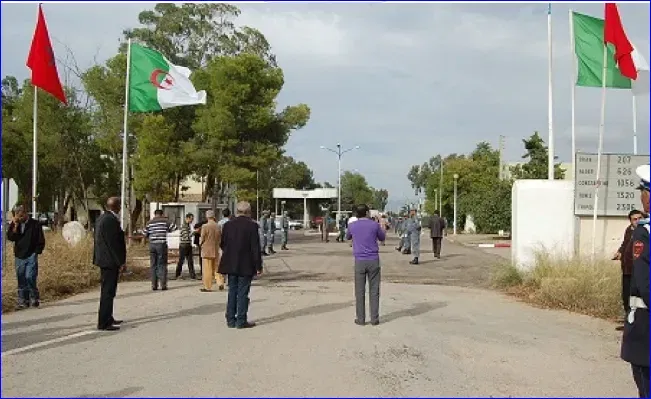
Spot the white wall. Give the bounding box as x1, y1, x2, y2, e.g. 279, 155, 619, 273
511, 180, 576, 271
576, 216, 629, 259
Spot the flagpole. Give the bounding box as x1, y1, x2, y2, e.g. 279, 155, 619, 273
32, 86, 38, 218
120, 38, 132, 230
547, 3, 555, 181
591, 45, 608, 258
632, 95, 638, 155
569, 9, 577, 174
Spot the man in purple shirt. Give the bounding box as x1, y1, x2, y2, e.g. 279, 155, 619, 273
346, 204, 386, 326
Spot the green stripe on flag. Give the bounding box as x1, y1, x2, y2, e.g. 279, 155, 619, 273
572, 11, 632, 89
128, 43, 170, 112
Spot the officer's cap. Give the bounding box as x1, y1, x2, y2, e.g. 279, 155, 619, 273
636, 164, 650, 192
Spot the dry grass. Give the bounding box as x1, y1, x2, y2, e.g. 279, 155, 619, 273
491, 251, 621, 321
2, 233, 149, 313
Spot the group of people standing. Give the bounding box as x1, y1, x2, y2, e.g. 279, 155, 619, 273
258, 211, 290, 255
93, 199, 264, 331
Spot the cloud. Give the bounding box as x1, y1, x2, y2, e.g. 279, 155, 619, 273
1, 3, 649, 210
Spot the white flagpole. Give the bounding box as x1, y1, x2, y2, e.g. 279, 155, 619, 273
120, 38, 132, 230
569, 9, 577, 174
632, 95, 638, 155
591, 45, 608, 258
547, 3, 555, 180
32, 87, 38, 218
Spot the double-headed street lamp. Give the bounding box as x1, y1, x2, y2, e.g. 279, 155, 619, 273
320, 143, 360, 222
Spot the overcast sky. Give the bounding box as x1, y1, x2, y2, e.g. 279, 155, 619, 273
2, 2, 649, 210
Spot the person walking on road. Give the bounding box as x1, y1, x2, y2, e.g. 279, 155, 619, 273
7, 205, 45, 310
218, 208, 232, 228
268, 212, 278, 254
145, 209, 176, 291
613, 209, 643, 329
175, 213, 196, 280
346, 204, 386, 326
280, 211, 290, 250
219, 201, 263, 329
406, 210, 421, 265
200, 210, 223, 292
259, 211, 269, 256
621, 164, 650, 398
92, 197, 126, 331
428, 210, 447, 259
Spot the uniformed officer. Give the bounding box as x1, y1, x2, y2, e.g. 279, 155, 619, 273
280, 211, 290, 250
267, 212, 277, 254
407, 210, 422, 265
336, 215, 347, 242
621, 164, 650, 398
259, 211, 269, 256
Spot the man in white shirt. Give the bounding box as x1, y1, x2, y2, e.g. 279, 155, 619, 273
347, 215, 358, 247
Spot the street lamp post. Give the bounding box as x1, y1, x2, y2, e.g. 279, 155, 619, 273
434, 189, 438, 213
281, 200, 286, 215
453, 174, 459, 235
320, 143, 360, 223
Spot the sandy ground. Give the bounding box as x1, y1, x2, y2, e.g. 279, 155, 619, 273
1, 234, 633, 397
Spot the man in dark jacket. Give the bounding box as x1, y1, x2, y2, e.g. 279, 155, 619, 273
7, 205, 45, 309
621, 164, 650, 397
93, 197, 127, 331
614, 209, 644, 325
218, 201, 263, 329
428, 210, 446, 259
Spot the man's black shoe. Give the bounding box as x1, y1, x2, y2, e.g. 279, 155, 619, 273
227, 323, 236, 328
111, 319, 123, 325
370, 320, 380, 326
98, 325, 120, 331
409, 258, 419, 265
354, 319, 366, 326
161, 287, 168, 291
30, 300, 40, 308
152, 287, 158, 291
236, 322, 256, 329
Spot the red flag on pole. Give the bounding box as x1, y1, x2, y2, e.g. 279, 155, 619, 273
604, 3, 637, 80
26, 4, 67, 104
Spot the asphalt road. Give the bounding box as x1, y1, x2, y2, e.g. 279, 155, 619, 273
1, 234, 635, 397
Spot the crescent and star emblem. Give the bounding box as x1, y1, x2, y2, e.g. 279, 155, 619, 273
149, 69, 174, 90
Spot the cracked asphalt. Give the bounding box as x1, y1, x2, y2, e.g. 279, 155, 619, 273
1, 234, 635, 397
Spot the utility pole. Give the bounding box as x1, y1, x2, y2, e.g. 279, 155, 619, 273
320, 143, 360, 224
498, 135, 505, 180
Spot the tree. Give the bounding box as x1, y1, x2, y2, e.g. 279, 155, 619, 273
510, 132, 565, 180
257, 155, 317, 211
192, 53, 310, 202
340, 171, 373, 209
372, 188, 389, 211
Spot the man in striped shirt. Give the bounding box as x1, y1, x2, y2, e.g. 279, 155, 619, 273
145, 210, 177, 291
174, 213, 196, 280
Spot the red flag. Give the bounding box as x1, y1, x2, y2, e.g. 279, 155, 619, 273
604, 3, 637, 80
26, 4, 67, 104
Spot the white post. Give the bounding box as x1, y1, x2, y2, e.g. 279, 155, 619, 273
439, 159, 444, 214
569, 9, 577, 174
632, 95, 638, 155
547, 3, 555, 180
591, 46, 608, 258
120, 38, 132, 230
256, 170, 260, 219
32, 87, 38, 218
453, 174, 458, 235
434, 189, 438, 213
337, 144, 342, 225
302, 194, 308, 232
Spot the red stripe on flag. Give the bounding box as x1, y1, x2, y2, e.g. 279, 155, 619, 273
604, 3, 637, 80
26, 4, 67, 104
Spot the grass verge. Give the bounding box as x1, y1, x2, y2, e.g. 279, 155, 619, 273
2, 233, 149, 314
491, 251, 621, 320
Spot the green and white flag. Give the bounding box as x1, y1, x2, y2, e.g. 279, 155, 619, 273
572, 11, 649, 96
128, 43, 207, 113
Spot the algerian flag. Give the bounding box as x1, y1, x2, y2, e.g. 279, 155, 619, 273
572, 11, 649, 96
128, 43, 207, 113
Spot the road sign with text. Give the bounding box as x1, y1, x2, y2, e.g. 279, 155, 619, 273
574, 152, 649, 216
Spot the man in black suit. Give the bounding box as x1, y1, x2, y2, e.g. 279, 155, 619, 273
93, 197, 127, 331
218, 201, 263, 329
